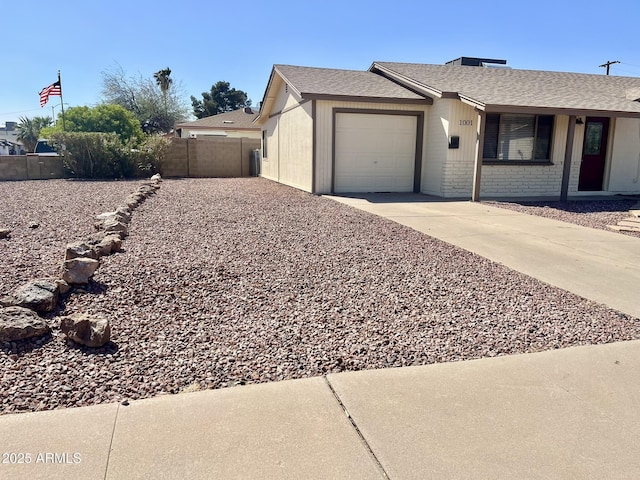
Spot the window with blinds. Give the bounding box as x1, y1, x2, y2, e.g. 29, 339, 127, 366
483, 114, 554, 162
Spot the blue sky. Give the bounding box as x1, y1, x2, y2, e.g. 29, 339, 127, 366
2, 0, 639, 126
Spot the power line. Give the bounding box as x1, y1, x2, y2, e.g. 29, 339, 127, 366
614, 62, 640, 75
620, 61, 640, 69
610, 67, 640, 77
0, 107, 44, 116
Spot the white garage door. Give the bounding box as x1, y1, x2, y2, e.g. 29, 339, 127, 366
334, 113, 417, 193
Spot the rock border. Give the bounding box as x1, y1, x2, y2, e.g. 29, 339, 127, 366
0, 174, 162, 349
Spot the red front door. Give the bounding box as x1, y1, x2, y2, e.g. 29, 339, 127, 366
578, 117, 609, 191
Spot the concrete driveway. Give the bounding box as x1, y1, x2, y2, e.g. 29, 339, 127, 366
326, 194, 640, 319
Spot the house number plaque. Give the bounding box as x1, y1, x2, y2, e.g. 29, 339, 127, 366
459, 120, 473, 126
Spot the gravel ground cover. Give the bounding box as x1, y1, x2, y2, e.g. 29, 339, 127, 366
484, 199, 640, 237
1, 178, 639, 415
0, 179, 146, 296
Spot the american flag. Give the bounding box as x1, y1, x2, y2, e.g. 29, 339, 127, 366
39, 80, 62, 107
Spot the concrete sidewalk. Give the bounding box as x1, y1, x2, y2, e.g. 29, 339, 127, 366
1, 340, 639, 479
326, 194, 640, 318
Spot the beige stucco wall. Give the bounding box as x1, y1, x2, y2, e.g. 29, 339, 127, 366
608, 117, 640, 193
260, 85, 313, 191
314, 100, 430, 194
260, 116, 279, 182
277, 102, 313, 191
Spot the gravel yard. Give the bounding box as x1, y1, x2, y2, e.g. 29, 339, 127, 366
484, 199, 640, 237
1, 178, 639, 415
0, 179, 145, 295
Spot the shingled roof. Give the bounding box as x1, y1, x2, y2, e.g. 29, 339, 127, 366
177, 107, 259, 130
372, 62, 640, 116
274, 64, 429, 102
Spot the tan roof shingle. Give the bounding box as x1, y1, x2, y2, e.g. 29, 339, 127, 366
373, 62, 640, 115
177, 107, 259, 130
274, 64, 428, 102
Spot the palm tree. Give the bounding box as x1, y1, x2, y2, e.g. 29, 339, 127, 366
16, 116, 52, 152
153, 68, 172, 116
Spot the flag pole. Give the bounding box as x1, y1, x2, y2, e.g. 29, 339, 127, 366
58, 70, 66, 132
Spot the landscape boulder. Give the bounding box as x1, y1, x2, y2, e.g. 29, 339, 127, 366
62, 258, 100, 284
65, 241, 99, 260
0, 228, 10, 239
59, 313, 111, 347
96, 209, 130, 226
0, 306, 51, 342
97, 234, 122, 256
138, 184, 158, 196
12, 278, 59, 312
56, 279, 71, 295
102, 218, 128, 238
125, 194, 144, 209
150, 173, 162, 182
115, 206, 132, 222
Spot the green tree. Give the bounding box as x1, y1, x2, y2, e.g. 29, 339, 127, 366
191, 81, 251, 119
42, 104, 143, 144
102, 64, 189, 134
154, 67, 172, 116
16, 116, 53, 152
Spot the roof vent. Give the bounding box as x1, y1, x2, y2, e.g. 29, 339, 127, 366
446, 57, 507, 67
243, 106, 253, 114
481, 62, 512, 69
223, 120, 234, 124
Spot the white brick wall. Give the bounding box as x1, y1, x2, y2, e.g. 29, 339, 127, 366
438, 113, 572, 198
480, 163, 563, 196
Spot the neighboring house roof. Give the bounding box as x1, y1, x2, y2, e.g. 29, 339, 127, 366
372, 62, 640, 116
176, 107, 259, 130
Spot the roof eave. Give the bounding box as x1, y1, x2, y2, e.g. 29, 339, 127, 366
485, 104, 640, 118
273, 66, 303, 98
255, 67, 282, 125
302, 93, 432, 105
255, 66, 304, 125
178, 126, 260, 131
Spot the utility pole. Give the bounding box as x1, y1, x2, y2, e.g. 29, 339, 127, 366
599, 60, 620, 75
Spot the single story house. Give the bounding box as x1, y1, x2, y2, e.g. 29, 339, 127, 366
176, 107, 260, 139
254, 58, 640, 199
0, 139, 24, 155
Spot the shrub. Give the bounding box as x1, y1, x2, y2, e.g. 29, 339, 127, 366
130, 135, 171, 175
51, 132, 136, 179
